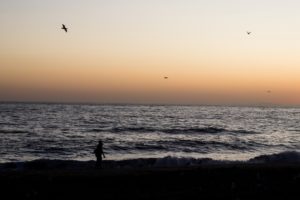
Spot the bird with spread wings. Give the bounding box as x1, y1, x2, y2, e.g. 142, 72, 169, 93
62, 24, 68, 33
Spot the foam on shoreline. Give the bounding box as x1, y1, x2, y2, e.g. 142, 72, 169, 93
0, 151, 299, 172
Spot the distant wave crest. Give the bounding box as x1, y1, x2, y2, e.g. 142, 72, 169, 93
0, 129, 30, 134
89, 127, 256, 135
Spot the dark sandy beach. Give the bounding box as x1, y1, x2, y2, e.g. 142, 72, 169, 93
1, 160, 299, 200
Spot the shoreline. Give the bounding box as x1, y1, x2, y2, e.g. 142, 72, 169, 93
1, 162, 299, 199
1, 152, 300, 199
1, 151, 300, 171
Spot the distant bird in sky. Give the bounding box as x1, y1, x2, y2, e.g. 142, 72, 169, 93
267, 90, 272, 94
247, 31, 251, 35
61, 24, 68, 33
164, 77, 168, 79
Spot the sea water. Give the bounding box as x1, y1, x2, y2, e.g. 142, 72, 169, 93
0, 103, 299, 163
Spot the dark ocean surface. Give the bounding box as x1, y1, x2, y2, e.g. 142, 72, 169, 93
0, 103, 299, 163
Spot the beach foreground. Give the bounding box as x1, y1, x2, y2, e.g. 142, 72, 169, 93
1, 160, 299, 200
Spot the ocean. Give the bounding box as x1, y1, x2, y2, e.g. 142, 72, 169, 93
0, 103, 299, 163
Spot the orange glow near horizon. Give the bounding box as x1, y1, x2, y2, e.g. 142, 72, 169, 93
1, 59, 300, 105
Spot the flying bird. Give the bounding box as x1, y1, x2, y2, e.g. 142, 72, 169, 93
61, 24, 68, 33
164, 77, 168, 79
247, 31, 251, 35
267, 90, 272, 94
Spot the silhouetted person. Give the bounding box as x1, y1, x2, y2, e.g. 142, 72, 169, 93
94, 140, 105, 168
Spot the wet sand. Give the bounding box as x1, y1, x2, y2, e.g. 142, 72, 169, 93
1, 163, 299, 199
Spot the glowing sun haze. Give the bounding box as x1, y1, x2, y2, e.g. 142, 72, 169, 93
1, 0, 300, 105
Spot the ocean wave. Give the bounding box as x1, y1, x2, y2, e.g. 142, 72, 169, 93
0, 129, 30, 134
88, 127, 257, 135
1, 151, 299, 171
107, 140, 254, 152
155, 151, 300, 167
249, 151, 300, 164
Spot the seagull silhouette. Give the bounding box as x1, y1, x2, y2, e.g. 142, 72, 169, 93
164, 77, 168, 79
247, 31, 251, 35
62, 24, 68, 33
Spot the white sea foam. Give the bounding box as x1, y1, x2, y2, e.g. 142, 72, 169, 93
0, 151, 299, 172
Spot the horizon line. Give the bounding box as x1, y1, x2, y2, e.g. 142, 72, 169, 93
0, 100, 299, 108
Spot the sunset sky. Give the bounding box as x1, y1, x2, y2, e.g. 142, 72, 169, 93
1, 0, 300, 105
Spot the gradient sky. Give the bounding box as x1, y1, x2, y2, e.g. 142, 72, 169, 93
1, 0, 300, 105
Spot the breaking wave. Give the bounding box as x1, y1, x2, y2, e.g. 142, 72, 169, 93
1, 151, 299, 171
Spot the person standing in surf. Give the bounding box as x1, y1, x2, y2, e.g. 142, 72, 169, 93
94, 140, 106, 169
